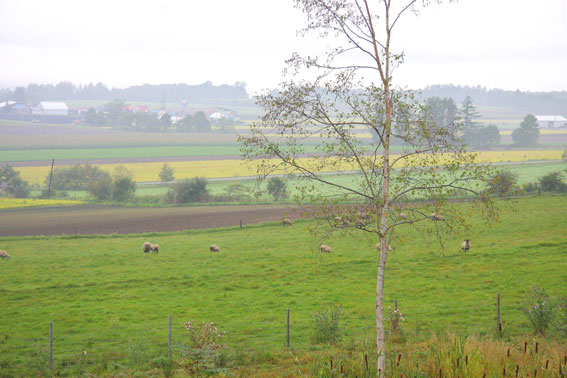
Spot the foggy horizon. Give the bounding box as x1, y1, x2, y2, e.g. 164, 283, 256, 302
1, 0, 566, 94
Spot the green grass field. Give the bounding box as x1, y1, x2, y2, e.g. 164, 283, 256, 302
0, 146, 245, 162
1, 195, 566, 376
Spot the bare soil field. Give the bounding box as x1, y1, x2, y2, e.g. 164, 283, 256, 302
0, 204, 300, 237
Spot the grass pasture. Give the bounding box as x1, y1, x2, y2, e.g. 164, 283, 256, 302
0, 145, 244, 163
0, 196, 566, 376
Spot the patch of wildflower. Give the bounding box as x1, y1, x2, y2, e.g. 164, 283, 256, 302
180, 320, 227, 374
385, 306, 405, 335
521, 286, 554, 336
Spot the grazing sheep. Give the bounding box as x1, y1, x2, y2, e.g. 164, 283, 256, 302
461, 239, 471, 252
0, 250, 10, 259
210, 245, 220, 252
142, 242, 152, 253
150, 244, 159, 253
431, 213, 444, 221
319, 244, 332, 253
282, 218, 292, 226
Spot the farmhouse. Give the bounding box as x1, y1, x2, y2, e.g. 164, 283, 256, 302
32, 102, 69, 116
535, 115, 567, 129
0, 101, 16, 111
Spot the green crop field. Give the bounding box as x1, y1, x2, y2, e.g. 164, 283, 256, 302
0, 146, 245, 162
1, 195, 566, 376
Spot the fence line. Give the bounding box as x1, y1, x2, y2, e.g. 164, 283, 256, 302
1, 292, 522, 375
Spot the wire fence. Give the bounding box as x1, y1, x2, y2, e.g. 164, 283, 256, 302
0, 291, 526, 376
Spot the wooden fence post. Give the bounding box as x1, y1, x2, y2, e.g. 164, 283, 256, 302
497, 292, 501, 334
49, 321, 53, 372
286, 308, 290, 348
168, 315, 172, 360
240, 219, 243, 229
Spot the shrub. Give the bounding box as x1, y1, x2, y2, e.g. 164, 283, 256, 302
226, 183, 252, 201
87, 176, 113, 201
486, 169, 519, 197
179, 321, 226, 375
45, 163, 110, 190
3, 176, 30, 198
312, 303, 343, 344
385, 306, 405, 336
538, 171, 567, 193
168, 178, 209, 204
0, 165, 30, 198
521, 286, 554, 336
266, 177, 288, 201
112, 176, 136, 202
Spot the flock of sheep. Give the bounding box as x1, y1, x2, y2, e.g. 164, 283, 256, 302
138, 216, 471, 256
2, 219, 472, 263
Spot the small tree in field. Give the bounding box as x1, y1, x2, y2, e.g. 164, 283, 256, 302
266, 177, 288, 201
159, 163, 175, 183
239, 0, 500, 374
512, 114, 540, 147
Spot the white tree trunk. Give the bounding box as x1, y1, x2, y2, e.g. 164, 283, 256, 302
376, 240, 388, 374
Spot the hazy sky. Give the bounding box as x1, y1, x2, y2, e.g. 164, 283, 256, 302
1, 0, 566, 94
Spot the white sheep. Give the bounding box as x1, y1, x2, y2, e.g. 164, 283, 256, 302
142, 242, 152, 253
319, 244, 332, 253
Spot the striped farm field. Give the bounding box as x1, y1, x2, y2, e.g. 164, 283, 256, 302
0, 198, 81, 209
500, 129, 567, 136
14, 149, 565, 185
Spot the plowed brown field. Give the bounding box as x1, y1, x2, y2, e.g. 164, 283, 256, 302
0, 204, 300, 237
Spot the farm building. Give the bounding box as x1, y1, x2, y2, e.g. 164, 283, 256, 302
32, 102, 69, 116
0, 101, 16, 111
535, 115, 567, 129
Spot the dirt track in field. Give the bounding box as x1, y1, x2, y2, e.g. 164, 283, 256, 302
0, 204, 301, 237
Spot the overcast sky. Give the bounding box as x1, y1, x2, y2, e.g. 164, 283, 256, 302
1, 0, 566, 94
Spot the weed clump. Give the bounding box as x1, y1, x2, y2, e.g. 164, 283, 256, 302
522, 286, 555, 336
312, 303, 343, 344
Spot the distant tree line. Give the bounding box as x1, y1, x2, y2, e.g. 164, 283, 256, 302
0, 81, 249, 104
421, 84, 567, 116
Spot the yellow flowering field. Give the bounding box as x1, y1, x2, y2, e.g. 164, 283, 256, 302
0, 198, 81, 210
15, 149, 564, 185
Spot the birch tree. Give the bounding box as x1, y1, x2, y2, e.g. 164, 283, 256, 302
240, 0, 498, 374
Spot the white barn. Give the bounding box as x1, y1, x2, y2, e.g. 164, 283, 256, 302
33, 102, 69, 116
535, 115, 567, 129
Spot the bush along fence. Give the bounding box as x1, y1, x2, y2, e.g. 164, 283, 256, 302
3, 291, 567, 376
